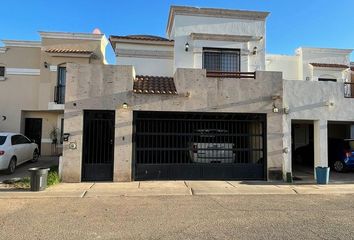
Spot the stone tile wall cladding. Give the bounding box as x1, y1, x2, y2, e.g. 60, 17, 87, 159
62, 63, 283, 182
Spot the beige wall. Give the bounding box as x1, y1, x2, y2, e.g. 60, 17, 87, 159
0, 34, 107, 153
41, 37, 106, 64
62, 63, 283, 182
0, 46, 40, 68
0, 74, 40, 132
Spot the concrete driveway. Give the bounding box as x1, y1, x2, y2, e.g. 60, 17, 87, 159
0, 156, 58, 183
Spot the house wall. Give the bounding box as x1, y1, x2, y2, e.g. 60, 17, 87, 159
0, 74, 39, 132
0, 45, 41, 132
0, 33, 108, 156
40, 34, 108, 110
0, 46, 41, 68
296, 48, 351, 81
62, 63, 284, 182
283, 80, 354, 175
266, 54, 300, 80
115, 43, 174, 76
266, 48, 352, 82
311, 67, 348, 82
170, 15, 266, 72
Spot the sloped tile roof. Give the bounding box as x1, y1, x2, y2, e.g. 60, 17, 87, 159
310, 63, 349, 68
133, 75, 177, 95
110, 35, 173, 42
45, 48, 93, 54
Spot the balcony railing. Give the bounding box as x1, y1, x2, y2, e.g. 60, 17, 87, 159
54, 85, 65, 104
206, 71, 256, 79
344, 83, 354, 98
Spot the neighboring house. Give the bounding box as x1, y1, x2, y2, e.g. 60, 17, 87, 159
266, 48, 352, 81
7, 5, 351, 183
0, 31, 108, 156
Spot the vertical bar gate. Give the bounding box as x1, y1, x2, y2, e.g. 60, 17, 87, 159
134, 111, 266, 180
82, 110, 115, 181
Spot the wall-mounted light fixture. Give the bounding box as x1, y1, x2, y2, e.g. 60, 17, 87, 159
44, 62, 49, 68
1, 116, 6, 121
252, 46, 258, 55
271, 95, 281, 113
185, 42, 189, 52
272, 103, 279, 113
122, 102, 128, 109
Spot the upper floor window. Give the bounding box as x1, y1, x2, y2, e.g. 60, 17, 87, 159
0, 66, 5, 78
319, 78, 336, 82
203, 48, 241, 72
54, 66, 66, 104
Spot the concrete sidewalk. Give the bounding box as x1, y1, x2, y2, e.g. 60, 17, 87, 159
1, 181, 354, 198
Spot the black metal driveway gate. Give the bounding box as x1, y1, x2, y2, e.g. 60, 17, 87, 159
133, 111, 267, 180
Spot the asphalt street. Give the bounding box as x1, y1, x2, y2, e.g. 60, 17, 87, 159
0, 194, 354, 240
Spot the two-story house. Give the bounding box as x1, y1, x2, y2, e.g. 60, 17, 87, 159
58, 6, 354, 183
0, 31, 108, 156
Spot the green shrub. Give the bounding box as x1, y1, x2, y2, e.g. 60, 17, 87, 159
12, 165, 60, 189
47, 166, 60, 187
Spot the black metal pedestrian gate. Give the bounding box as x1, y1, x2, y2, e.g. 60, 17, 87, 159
133, 111, 267, 180
82, 110, 115, 181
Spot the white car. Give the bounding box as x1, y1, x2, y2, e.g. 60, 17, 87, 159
0, 133, 39, 174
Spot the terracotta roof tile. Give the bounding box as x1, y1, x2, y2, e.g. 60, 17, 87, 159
133, 75, 177, 95
110, 35, 174, 42
45, 48, 93, 54
310, 63, 349, 68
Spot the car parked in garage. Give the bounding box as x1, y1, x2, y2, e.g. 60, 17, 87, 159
293, 138, 354, 172
329, 139, 354, 172
0, 132, 39, 174
189, 129, 235, 164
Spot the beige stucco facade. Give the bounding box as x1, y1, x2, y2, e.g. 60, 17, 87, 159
0, 32, 108, 156
62, 63, 283, 182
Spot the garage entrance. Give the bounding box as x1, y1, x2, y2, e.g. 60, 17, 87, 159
133, 111, 267, 180
291, 121, 314, 181
82, 110, 115, 181
328, 122, 354, 182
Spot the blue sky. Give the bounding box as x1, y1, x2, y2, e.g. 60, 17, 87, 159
1, 0, 353, 63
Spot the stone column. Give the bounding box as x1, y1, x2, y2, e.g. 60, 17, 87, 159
114, 107, 133, 182
282, 117, 292, 180
61, 110, 83, 182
